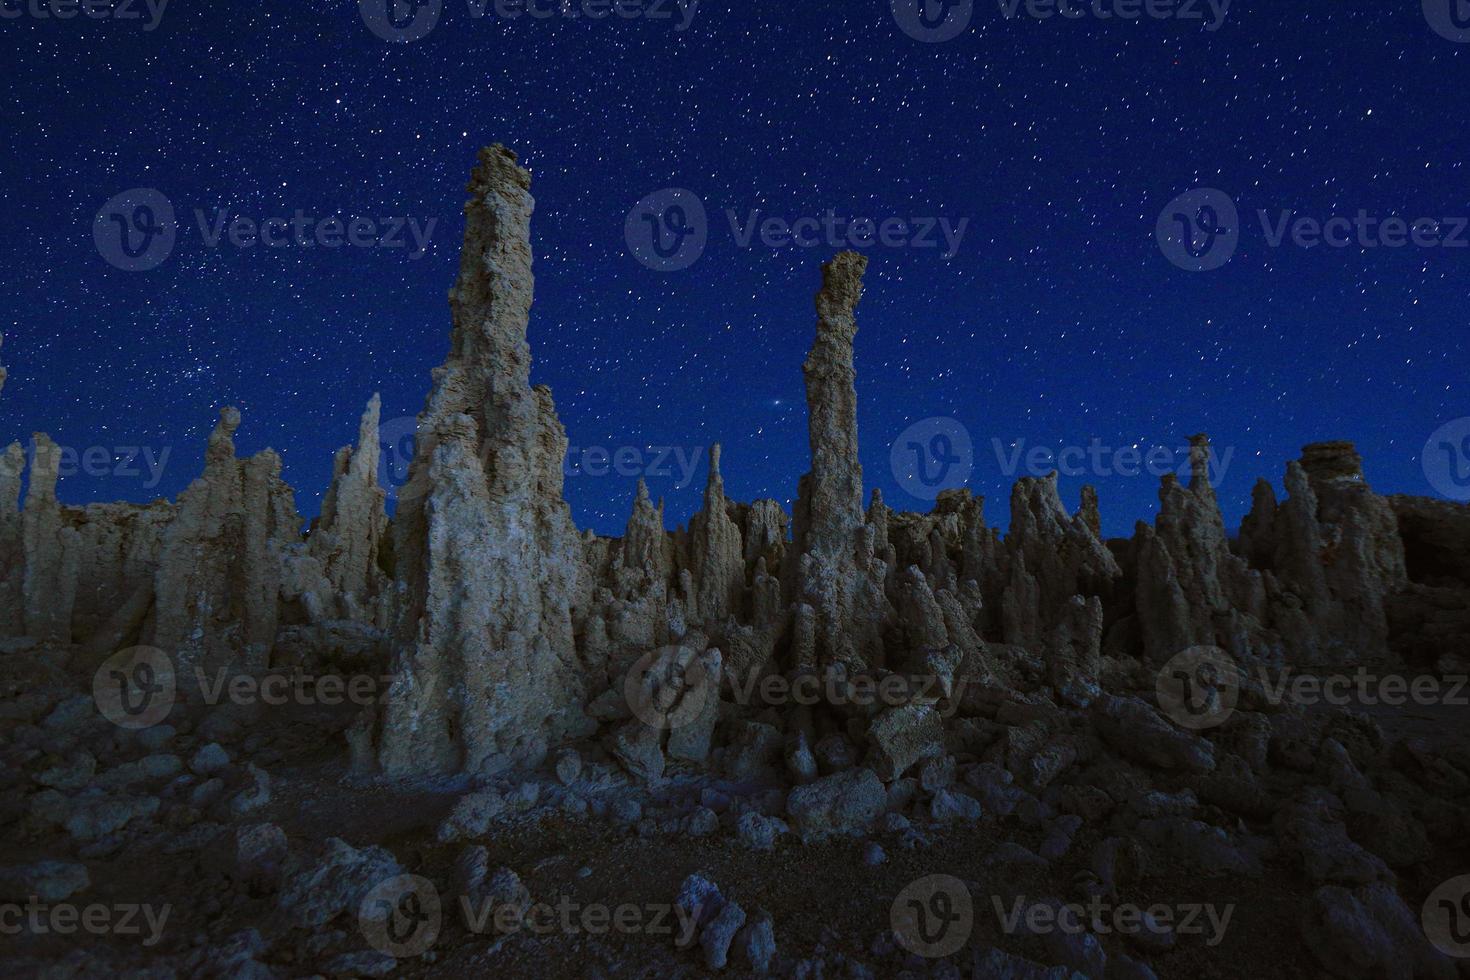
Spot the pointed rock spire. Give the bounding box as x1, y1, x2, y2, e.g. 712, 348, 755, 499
309, 393, 388, 613
374, 145, 594, 777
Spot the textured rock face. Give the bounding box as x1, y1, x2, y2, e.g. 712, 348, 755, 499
22, 435, 80, 645
305, 394, 388, 621
1386, 494, 1470, 668
0, 439, 27, 637
70, 500, 175, 653
371, 145, 595, 777
688, 444, 744, 626
1003, 473, 1119, 651
149, 408, 301, 679
1228, 442, 1408, 663
1132, 435, 1264, 663
790, 252, 891, 670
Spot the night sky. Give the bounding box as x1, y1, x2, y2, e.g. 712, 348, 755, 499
2, 0, 1465, 540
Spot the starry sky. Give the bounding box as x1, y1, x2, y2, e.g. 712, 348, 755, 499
1, 0, 1464, 540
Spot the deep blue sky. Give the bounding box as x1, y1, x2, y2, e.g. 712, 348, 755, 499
1, 0, 1465, 539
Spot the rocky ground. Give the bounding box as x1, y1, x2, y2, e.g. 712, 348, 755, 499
1, 638, 1468, 979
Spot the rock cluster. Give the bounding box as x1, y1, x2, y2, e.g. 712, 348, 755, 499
2, 147, 1467, 979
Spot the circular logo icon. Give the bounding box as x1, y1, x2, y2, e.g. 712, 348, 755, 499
891, 874, 973, 958
624, 188, 708, 271
360, 874, 442, 959
1156, 645, 1240, 730
1424, 0, 1470, 42
359, 0, 443, 43
891, 0, 974, 43
94, 188, 176, 272
623, 647, 716, 732
1155, 188, 1239, 272
93, 646, 176, 730
891, 417, 973, 502
377, 415, 420, 503
1423, 417, 1470, 502
1423, 875, 1470, 958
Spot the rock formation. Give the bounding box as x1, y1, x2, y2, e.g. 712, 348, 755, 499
789, 252, 892, 670
302, 394, 388, 623
148, 408, 301, 681
367, 145, 595, 777
2, 147, 1469, 980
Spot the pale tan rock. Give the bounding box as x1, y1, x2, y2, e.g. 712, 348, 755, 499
865, 704, 943, 780
995, 474, 1119, 658
0, 440, 23, 636
688, 445, 744, 625
306, 394, 388, 619
373, 145, 595, 777
791, 252, 891, 670
1132, 435, 1264, 662
149, 408, 301, 678
22, 435, 79, 645
70, 500, 174, 651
